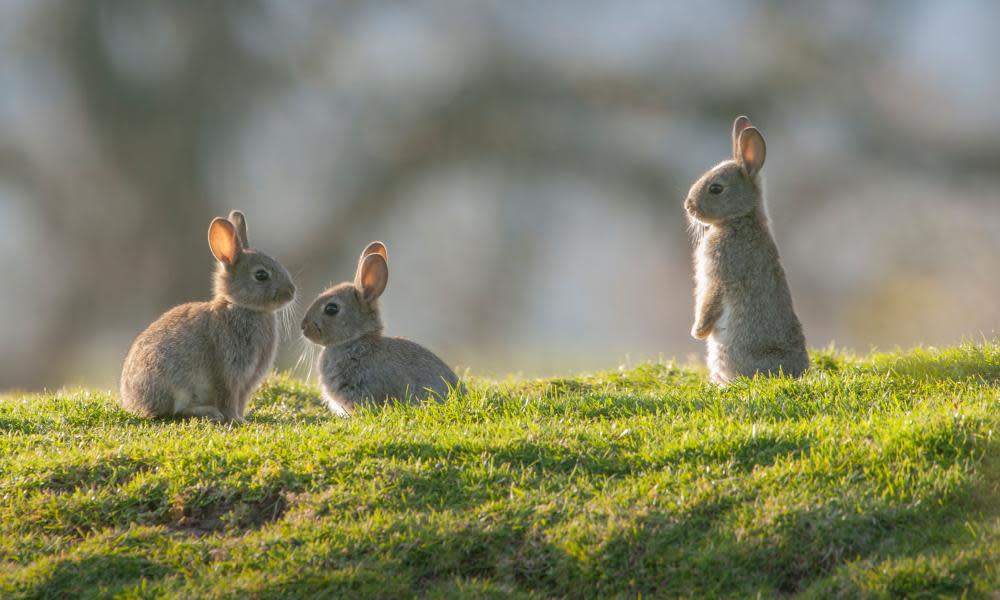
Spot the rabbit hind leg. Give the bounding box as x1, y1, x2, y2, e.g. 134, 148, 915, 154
170, 376, 227, 422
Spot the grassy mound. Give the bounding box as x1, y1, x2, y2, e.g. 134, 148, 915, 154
1, 344, 998, 598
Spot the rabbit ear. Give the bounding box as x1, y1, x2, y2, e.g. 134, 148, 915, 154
208, 218, 241, 266
359, 241, 388, 264
228, 210, 249, 248
355, 253, 388, 302
737, 127, 766, 177
731, 116, 753, 160
354, 242, 387, 283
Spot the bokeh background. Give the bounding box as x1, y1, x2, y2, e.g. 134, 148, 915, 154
2, 1, 999, 390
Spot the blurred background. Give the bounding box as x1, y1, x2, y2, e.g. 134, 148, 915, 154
2, 1, 999, 390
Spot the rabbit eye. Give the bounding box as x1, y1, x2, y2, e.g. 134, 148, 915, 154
324, 302, 339, 316
254, 269, 270, 282
708, 183, 724, 195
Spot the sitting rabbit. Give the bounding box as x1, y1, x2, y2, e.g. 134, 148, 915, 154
301, 242, 460, 415
120, 211, 295, 422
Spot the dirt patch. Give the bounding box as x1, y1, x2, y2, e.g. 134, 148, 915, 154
40, 457, 153, 493
168, 489, 290, 535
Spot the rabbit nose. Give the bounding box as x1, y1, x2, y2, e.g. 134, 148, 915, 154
302, 320, 319, 337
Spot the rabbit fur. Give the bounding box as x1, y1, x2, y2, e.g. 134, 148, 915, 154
301, 242, 460, 415
685, 116, 808, 383
120, 211, 295, 422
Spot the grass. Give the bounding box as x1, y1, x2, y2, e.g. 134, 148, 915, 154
0, 343, 998, 599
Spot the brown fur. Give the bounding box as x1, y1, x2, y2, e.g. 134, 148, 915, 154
301, 242, 460, 415
685, 117, 808, 383
119, 211, 295, 422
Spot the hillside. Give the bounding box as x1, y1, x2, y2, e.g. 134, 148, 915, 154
1, 345, 998, 598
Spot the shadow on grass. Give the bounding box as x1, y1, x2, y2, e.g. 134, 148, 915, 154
630, 466, 1000, 598
11, 483, 292, 540
0, 431, 802, 543
699, 433, 813, 472
37, 457, 153, 494
0, 417, 39, 435
333, 435, 811, 515
592, 442, 1000, 598
229, 504, 584, 599
11, 447, 996, 598
0, 408, 146, 434
266, 469, 990, 599
221, 494, 768, 598
11, 554, 173, 599
264, 442, 994, 598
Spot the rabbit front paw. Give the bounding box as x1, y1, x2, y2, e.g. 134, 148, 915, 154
691, 322, 713, 340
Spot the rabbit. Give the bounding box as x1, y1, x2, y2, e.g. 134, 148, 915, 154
300, 241, 460, 416
119, 210, 296, 422
684, 116, 808, 384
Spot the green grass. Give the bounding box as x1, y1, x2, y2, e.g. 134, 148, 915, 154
1, 344, 998, 599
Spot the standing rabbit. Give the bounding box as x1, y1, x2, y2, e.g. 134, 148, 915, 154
685, 116, 808, 383
301, 242, 460, 415
120, 211, 295, 422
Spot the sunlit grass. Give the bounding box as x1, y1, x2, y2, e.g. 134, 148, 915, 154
1, 343, 998, 598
